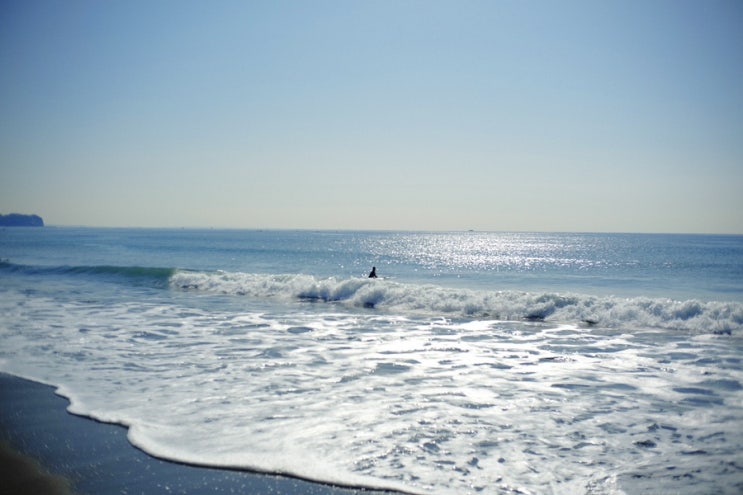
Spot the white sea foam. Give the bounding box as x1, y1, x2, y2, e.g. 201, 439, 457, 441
2, 284, 742, 494
171, 271, 743, 334
2, 230, 743, 494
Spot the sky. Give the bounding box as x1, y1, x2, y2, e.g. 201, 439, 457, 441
1, 0, 742, 233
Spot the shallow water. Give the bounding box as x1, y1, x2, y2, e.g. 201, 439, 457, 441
1, 229, 742, 494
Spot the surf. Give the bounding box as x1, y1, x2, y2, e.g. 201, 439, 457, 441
0, 260, 177, 286
170, 270, 743, 335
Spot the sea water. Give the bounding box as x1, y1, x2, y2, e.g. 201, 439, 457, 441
1, 228, 742, 494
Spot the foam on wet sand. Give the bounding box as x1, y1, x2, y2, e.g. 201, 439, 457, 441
0, 372, 399, 495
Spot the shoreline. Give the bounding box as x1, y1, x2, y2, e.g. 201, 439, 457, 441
0, 372, 402, 495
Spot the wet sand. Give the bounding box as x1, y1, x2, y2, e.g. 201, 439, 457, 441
0, 439, 75, 495
0, 373, 398, 495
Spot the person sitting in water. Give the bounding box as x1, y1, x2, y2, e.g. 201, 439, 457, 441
368, 266, 377, 278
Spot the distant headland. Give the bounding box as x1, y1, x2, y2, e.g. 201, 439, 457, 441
0, 213, 44, 227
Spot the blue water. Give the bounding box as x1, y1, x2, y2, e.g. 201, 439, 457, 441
1, 228, 742, 494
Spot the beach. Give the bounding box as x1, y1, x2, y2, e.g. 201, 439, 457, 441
0, 373, 397, 495
1, 229, 742, 494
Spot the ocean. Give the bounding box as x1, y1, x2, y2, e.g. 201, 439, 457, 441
1, 228, 742, 494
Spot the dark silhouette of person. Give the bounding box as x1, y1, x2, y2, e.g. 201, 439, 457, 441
368, 266, 377, 278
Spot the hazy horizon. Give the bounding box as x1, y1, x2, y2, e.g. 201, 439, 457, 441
6, 218, 743, 236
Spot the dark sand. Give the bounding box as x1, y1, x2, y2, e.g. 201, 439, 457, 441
0, 373, 401, 495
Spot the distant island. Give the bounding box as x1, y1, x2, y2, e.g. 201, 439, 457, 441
0, 213, 44, 227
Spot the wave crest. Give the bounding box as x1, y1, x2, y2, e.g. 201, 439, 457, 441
170, 271, 743, 334
0, 261, 176, 285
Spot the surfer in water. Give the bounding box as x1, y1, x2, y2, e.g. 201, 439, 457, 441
368, 266, 377, 278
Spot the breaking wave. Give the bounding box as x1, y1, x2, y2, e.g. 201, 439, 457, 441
0, 260, 176, 285
4, 260, 740, 334
171, 270, 743, 335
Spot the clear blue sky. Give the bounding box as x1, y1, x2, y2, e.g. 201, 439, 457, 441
1, 0, 742, 233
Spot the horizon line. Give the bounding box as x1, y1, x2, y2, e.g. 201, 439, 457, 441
35, 224, 743, 236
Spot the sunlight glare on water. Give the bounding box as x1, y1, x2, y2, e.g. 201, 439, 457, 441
2, 229, 742, 494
